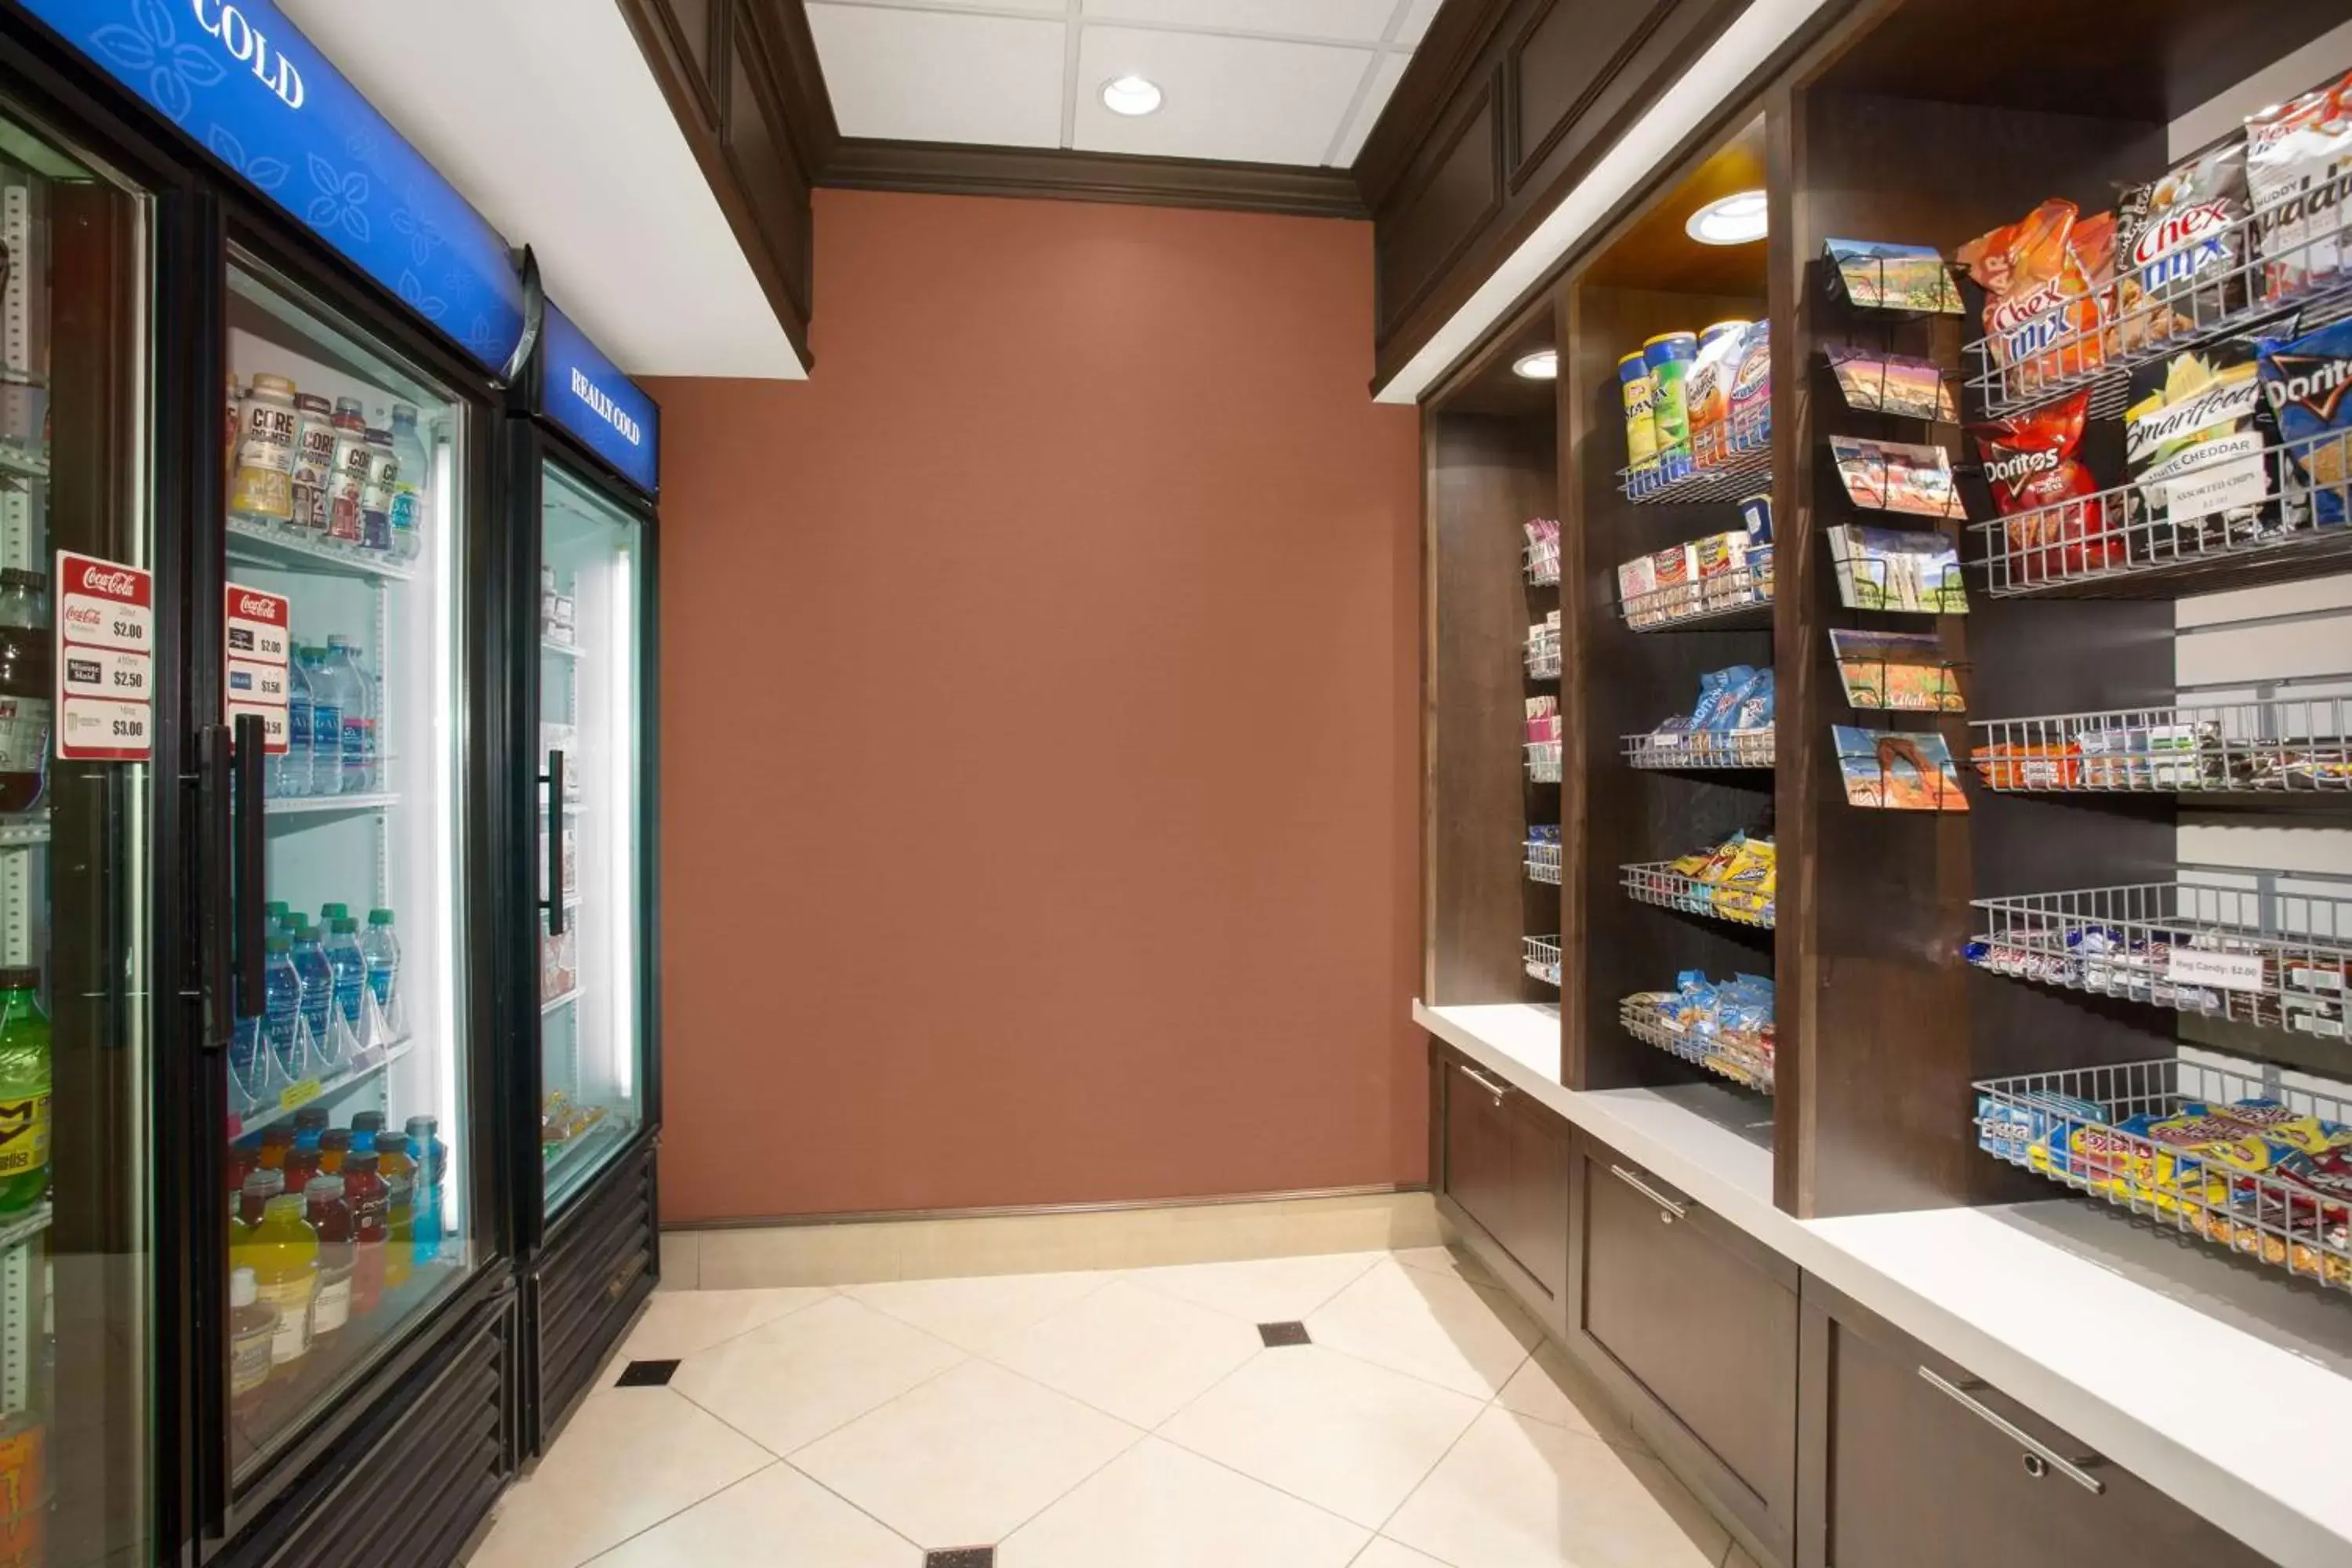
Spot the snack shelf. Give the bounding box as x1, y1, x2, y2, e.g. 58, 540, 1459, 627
1526, 840, 1562, 885
226, 515, 416, 583
1969, 428, 2352, 599
1621, 861, 1776, 930
1966, 875, 2351, 1038
1620, 552, 1775, 632
1526, 741, 1563, 785
1617, 997, 1773, 1094
1972, 1057, 2351, 1294
1622, 728, 1774, 770
1616, 427, 1771, 504
1525, 625, 1562, 680
1971, 691, 2350, 797
1960, 198, 2352, 422
1523, 936, 1562, 989
1525, 538, 1560, 588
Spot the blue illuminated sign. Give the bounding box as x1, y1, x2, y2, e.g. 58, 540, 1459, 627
539, 301, 658, 496
21, 0, 526, 373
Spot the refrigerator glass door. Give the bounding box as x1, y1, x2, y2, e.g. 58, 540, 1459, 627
537, 462, 642, 1214
0, 101, 156, 1566
222, 260, 474, 1483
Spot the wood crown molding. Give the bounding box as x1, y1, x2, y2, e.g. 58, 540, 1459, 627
1352, 0, 1518, 211
822, 138, 1368, 220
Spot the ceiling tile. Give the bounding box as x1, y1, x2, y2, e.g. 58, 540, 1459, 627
1083, 0, 1400, 43
1396, 0, 1443, 45
1331, 49, 1410, 165
807, 5, 1068, 147
1073, 27, 1375, 165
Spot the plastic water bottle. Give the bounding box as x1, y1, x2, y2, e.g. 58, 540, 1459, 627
287, 921, 334, 1073
361, 908, 401, 1025
313, 637, 366, 795
405, 1114, 445, 1261
281, 652, 314, 798
325, 916, 367, 1042
299, 647, 338, 799
262, 935, 301, 1087
389, 403, 427, 564
346, 647, 378, 794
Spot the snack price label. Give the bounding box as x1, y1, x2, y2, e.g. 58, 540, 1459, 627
2168, 948, 2266, 993
227, 701, 288, 752
2161, 452, 2267, 522
56, 551, 153, 762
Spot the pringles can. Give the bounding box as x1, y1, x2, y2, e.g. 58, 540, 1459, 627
1617, 352, 1658, 483
1642, 332, 1699, 481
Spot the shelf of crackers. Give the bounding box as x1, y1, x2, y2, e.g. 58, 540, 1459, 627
1526, 828, 1563, 885
1958, 74, 2352, 423
1972, 687, 2352, 797
1955, 74, 2352, 598
1621, 829, 1777, 931
1618, 975, 1775, 1094
1524, 518, 1562, 587
1617, 541, 1774, 631
1623, 664, 1777, 769
1965, 874, 2351, 1040
1526, 613, 1563, 679
1973, 1057, 2352, 1291
1524, 935, 1563, 988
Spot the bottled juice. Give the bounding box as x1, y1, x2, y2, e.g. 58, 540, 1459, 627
281, 1145, 321, 1196
303, 1176, 354, 1347
342, 1150, 387, 1317
256, 1126, 292, 1171
227, 1266, 276, 1417
406, 1115, 445, 1263
246, 1192, 318, 1374
317, 1128, 350, 1174
350, 1110, 385, 1142
235, 1168, 285, 1229
374, 1131, 416, 1290
0, 971, 49, 1213
226, 1145, 258, 1214
0, 575, 52, 815
291, 1105, 328, 1151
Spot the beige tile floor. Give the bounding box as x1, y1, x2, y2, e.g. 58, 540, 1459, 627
466, 1246, 1743, 1568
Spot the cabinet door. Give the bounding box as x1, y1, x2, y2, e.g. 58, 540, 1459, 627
1796, 1277, 2272, 1568
1568, 1131, 1798, 1564
1435, 1049, 1570, 1328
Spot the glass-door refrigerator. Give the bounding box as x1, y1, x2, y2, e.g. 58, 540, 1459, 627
0, 64, 181, 1568
6, 1, 532, 1561
506, 302, 659, 1454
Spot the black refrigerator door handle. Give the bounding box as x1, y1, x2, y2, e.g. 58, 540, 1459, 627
231, 712, 267, 1019
543, 749, 566, 936
194, 724, 233, 1051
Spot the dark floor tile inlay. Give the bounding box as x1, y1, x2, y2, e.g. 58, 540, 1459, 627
1258, 1321, 1311, 1347
615, 1359, 681, 1387
925, 1551, 994, 1568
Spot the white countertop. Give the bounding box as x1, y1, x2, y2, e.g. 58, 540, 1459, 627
1415, 999, 2352, 1568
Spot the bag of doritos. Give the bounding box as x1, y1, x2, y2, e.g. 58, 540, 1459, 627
1973, 390, 2120, 583
2257, 318, 2352, 528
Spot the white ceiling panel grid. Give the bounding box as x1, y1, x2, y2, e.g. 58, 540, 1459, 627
810, 0, 1432, 166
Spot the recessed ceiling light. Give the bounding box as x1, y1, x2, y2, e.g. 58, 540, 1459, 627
1102, 75, 1163, 117
1512, 350, 1559, 381
1686, 190, 1769, 245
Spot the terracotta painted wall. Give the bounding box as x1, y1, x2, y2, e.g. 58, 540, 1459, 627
648, 187, 1423, 1224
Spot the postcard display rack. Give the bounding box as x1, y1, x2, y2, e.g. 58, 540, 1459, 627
1421, 9, 2352, 1301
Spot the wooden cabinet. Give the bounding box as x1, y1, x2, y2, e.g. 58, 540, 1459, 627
1567, 1130, 1798, 1566
1796, 1278, 2272, 1568
1432, 1044, 1571, 1333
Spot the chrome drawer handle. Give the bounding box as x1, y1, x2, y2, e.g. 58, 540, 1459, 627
1457, 1064, 1513, 1102
1608, 1163, 1687, 1224
1918, 1367, 2105, 1495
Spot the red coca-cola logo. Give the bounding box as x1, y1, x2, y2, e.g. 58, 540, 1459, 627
237, 593, 281, 620
63, 603, 100, 630
79, 566, 140, 597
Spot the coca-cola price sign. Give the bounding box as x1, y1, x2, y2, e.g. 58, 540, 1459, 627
56, 550, 153, 762
225, 583, 292, 754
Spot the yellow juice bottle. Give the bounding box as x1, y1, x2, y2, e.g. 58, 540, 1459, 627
247, 1192, 318, 1377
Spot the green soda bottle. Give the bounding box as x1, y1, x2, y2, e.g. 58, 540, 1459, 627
0, 969, 50, 1213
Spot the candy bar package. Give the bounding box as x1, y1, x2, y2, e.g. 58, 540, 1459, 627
1828, 435, 1963, 518
1823, 345, 1957, 421
1957, 201, 2116, 395
2246, 70, 2352, 302
2125, 327, 2299, 553
1971, 390, 2122, 583
2114, 136, 2251, 347
2256, 317, 2352, 525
